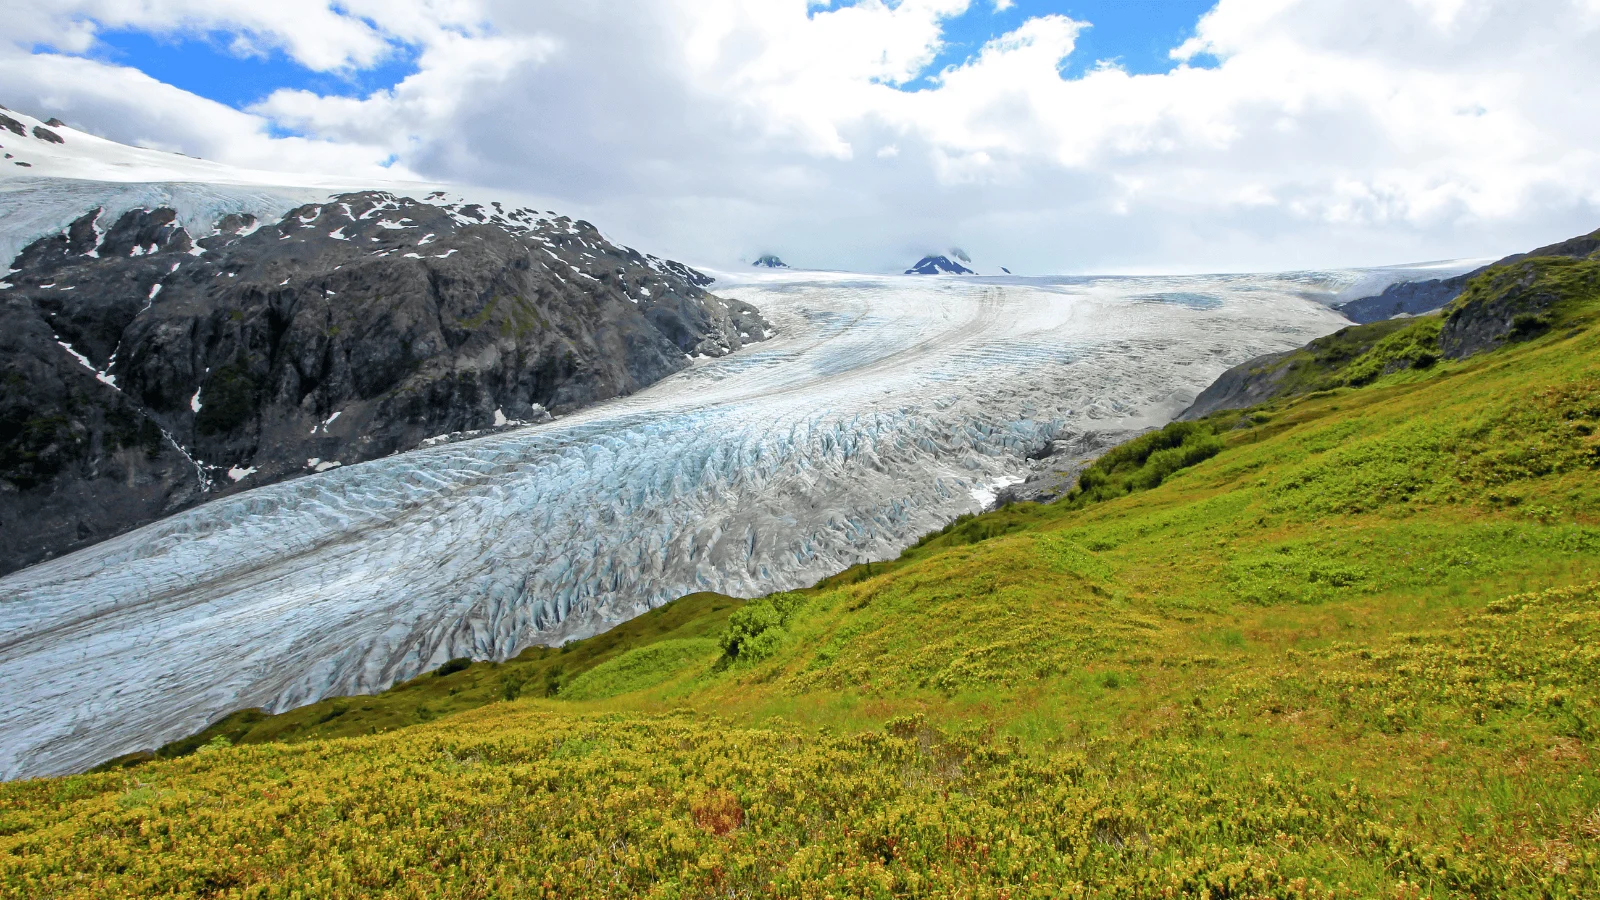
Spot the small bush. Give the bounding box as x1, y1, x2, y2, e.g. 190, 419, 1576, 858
719, 593, 805, 665
434, 658, 472, 678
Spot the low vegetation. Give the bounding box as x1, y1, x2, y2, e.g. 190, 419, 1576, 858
6, 255, 1600, 897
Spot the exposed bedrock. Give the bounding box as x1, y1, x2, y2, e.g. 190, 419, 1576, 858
0, 191, 770, 574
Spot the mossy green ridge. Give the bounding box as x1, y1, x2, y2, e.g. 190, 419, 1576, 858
6, 256, 1600, 897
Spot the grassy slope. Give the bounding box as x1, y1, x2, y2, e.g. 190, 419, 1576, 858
4, 260, 1600, 897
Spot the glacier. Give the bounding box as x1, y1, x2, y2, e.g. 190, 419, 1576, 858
0, 265, 1359, 779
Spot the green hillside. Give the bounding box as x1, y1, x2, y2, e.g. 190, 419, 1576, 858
4, 256, 1600, 898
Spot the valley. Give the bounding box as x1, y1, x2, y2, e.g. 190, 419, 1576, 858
1, 262, 1352, 780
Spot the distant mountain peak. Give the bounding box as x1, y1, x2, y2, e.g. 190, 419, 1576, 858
905, 254, 974, 275
752, 254, 789, 268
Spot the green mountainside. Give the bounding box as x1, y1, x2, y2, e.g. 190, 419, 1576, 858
4, 252, 1600, 897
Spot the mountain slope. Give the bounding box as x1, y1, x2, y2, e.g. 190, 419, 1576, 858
1337, 225, 1600, 323
0, 121, 770, 574
1182, 232, 1600, 420
904, 254, 974, 275
13, 243, 1599, 896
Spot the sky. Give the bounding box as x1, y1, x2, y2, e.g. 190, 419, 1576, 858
1, 0, 1598, 275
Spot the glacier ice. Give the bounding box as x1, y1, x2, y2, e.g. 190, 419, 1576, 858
0, 268, 1355, 779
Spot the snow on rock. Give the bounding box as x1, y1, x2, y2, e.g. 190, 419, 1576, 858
905, 254, 975, 276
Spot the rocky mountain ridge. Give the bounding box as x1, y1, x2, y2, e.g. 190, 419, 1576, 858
1336, 227, 1600, 323
0, 189, 771, 574
1181, 226, 1600, 420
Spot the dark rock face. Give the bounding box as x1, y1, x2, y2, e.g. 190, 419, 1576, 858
0, 113, 24, 137
1177, 349, 1299, 421
1438, 259, 1598, 359
30, 126, 63, 144
0, 191, 771, 574
1339, 227, 1600, 324
905, 255, 973, 275
993, 430, 1131, 507
752, 255, 789, 269
1339, 277, 1464, 324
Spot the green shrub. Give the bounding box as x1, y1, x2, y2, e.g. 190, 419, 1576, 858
718, 593, 805, 665
433, 658, 472, 678
1065, 421, 1223, 508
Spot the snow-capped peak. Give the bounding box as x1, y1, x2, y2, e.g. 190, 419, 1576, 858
905, 254, 975, 276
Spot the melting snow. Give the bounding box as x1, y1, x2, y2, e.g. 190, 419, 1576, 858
55, 339, 118, 388
189, 387, 202, 413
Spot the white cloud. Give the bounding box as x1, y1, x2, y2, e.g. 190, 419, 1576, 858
0, 51, 413, 180
1, 0, 1598, 274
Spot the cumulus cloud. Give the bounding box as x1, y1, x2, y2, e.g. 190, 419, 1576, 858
1, 0, 1598, 274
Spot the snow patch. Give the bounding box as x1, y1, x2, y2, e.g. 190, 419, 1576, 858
227, 466, 257, 482
189, 387, 202, 413
55, 338, 118, 389
969, 475, 1026, 510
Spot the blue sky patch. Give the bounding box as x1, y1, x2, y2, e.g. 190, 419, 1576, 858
816, 0, 1219, 88
74, 28, 420, 110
